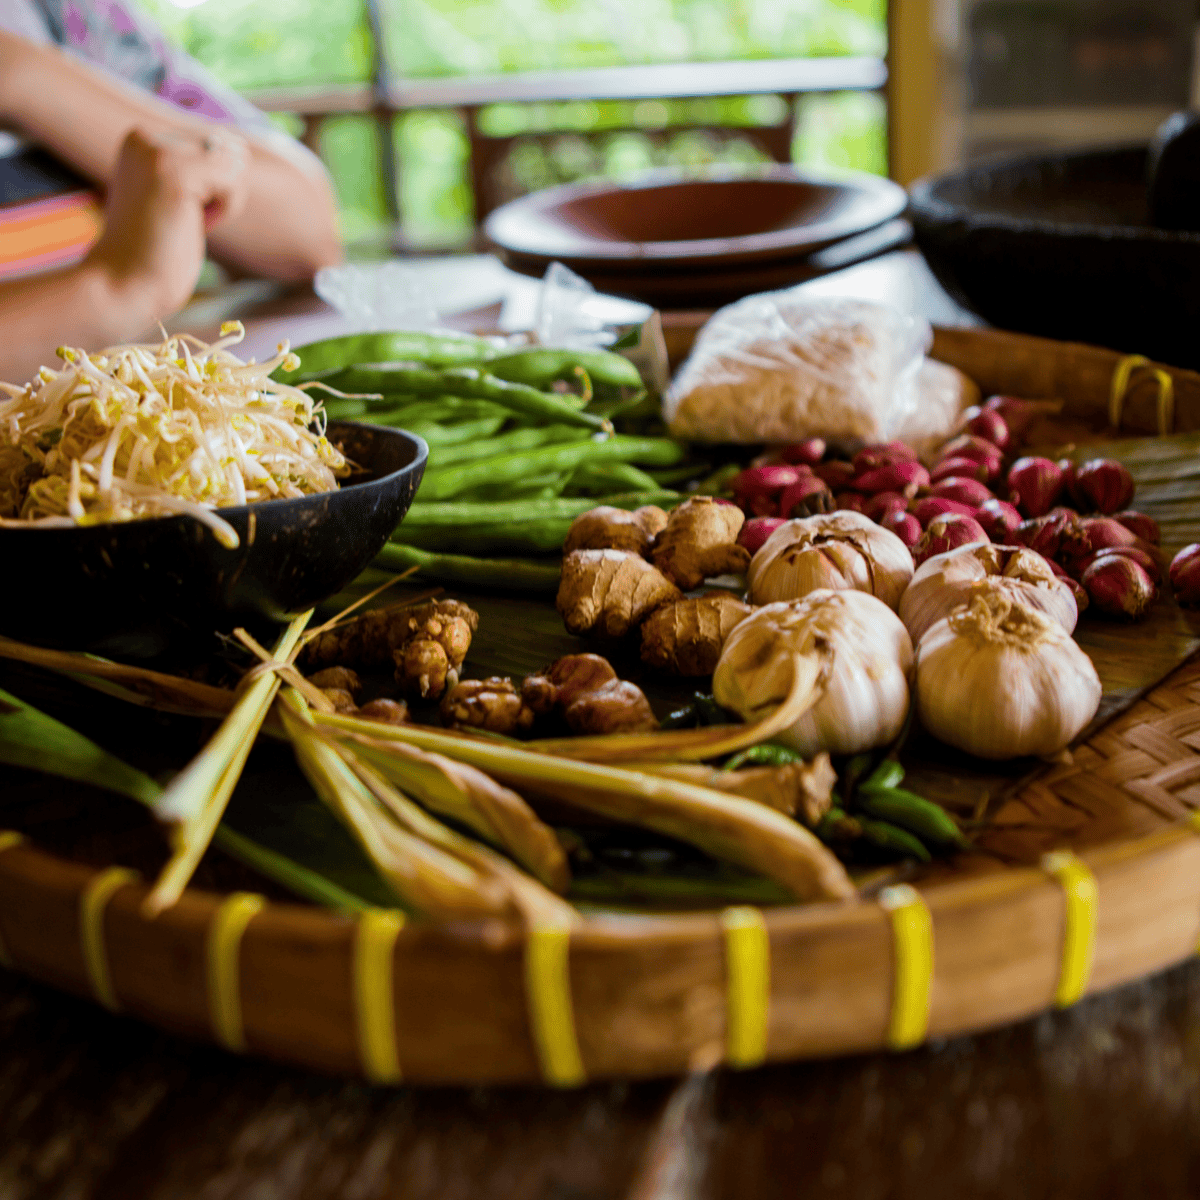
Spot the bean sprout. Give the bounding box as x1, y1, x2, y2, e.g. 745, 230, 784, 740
0, 322, 347, 549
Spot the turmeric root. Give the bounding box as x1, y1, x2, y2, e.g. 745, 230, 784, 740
557, 549, 681, 639
441, 677, 536, 735
562, 504, 669, 556
301, 600, 479, 700
522, 654, 659, 734
651, 497, 750, 590
640, 594, 754, 675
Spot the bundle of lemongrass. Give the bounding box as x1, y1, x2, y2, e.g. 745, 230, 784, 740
0, 598, 857, 917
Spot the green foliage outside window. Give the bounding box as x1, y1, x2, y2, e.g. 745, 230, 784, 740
138, 0, 888, 249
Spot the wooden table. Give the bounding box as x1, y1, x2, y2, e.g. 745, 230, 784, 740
5, 251, 1200, 1200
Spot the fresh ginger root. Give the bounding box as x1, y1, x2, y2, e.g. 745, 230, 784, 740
563, 504, 669, 556
650, 497, 750, 590
639, 594, 754, 675
301, 600, 479, 700
441, 676, 536, 735
522, 653, 659, 734
557, 549, 681, 639
307, 666, 363, 697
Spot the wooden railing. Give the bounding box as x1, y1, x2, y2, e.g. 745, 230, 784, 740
243, 55, 889, 230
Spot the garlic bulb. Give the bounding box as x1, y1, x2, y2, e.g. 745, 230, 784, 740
713, 589, 913, 757
748, 510, 914, 610
916, 581, 1100, 760
899, 541, 1078, 645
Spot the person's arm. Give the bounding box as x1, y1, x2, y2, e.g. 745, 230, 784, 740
0, 128, 249, 382
0, 30, 342, 282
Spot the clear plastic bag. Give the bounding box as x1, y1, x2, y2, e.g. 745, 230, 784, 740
663, 293, 933, 445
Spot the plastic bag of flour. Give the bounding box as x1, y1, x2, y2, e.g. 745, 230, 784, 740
663, 293, 933, 445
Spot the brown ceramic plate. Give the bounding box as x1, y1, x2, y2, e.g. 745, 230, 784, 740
499, 218, 912, 308
484, 165, 908, 272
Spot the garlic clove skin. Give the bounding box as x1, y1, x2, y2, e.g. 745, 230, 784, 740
915, 584, 1101, 760
713, 589, 914, 758
899, 541, 1078, 645
747, 510, 914, 610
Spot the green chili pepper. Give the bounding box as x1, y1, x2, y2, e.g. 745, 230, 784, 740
856, 787, 968, 850
374, 544, 562, 592
722, 743, 806, 771
659, 702, 700, 730
692, 693, 738, 726
859, 819, 932, 862
285, 330, 498, 380
487, 346, 643, 390
417, 435, 687, 502
863, 760, 905, 791
314, 364, 611, 434
816, 806, 863, 846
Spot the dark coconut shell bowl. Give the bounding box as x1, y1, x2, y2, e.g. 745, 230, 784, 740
909, 144, 1200, 369
0, 422, 426, 658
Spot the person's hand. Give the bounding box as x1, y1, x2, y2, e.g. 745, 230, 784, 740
84, 126, 249, 324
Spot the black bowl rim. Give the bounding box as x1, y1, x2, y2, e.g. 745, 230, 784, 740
908, 142, 1200, 246
0, 420, 429, 540
484, 163, 908, 266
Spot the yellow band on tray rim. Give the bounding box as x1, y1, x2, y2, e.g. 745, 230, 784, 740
1110, 353, 1175, 436
206, 891, 265, 1053
0, 831, 26, 969
1042, 850, 1098, 1008
354, 908, 406, 1085
720, 905, 770, 1068
525, 921, 586, 1087
879, 884, 933, 1050
80, 866, 138, 1012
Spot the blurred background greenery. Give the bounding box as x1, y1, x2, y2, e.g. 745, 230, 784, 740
140, 0, 887, 249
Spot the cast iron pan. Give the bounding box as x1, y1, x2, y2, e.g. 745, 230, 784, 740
909, 136, 1200, 368
0, 422, 427, 658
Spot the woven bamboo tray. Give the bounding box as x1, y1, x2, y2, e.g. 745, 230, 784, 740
2, 324, 1200, 1086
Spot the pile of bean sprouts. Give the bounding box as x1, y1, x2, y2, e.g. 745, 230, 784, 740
0, 322, 347, 549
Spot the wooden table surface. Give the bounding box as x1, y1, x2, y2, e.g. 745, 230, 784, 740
6, 251, 1200, 1200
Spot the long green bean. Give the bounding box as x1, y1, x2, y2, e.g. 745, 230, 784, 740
316, 364, 611, 433
429, 424, 591, 468
288, 330, 498, 380
417, 435, 687, 502
567, 461, 661, 494
375, 544, 562, 592
393, 490, 681, 555
486, 346, 643, 390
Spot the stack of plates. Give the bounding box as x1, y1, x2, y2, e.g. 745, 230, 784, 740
483, 165, 910, 309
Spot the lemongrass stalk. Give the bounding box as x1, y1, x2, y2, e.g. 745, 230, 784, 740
144, 612, 312, 915
340, 748, 576, 927
318, 708, 855, 903
349, 734, 569, 892
278, 689, 509, 920
0, 635, 233, 714
0, 685, 374, 911
520, 651, 829, 764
